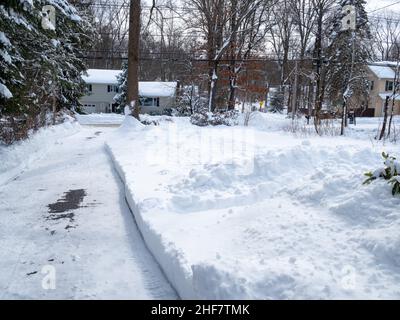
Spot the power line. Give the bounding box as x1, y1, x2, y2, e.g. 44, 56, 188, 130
368, 0, 400, 14
82, 53, 396, 67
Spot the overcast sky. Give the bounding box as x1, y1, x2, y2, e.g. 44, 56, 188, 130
366, 0, 400, 13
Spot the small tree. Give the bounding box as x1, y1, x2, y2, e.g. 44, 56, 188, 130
113, 61, 128, 114
269, 89, 285, 113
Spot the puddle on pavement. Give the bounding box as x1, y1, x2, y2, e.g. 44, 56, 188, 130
46, 189, 100, 233
47, 189, 87, 215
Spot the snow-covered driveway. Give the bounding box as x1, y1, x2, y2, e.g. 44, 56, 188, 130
0, 123, 177, 299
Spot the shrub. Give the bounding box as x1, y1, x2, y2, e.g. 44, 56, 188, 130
364, 153, 400, 196
190, 101, 239, 127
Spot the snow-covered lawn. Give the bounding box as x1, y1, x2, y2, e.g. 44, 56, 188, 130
75, 113, 124, 126
0, 119, 176, 299
106, 113, 400, 299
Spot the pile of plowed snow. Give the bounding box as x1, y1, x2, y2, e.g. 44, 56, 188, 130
0, 120, 80, 185
107, 113, 400, 299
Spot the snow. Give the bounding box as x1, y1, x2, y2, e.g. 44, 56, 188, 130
371, 61, 399, 68
82, 69, 177, 97
378, 93, 400, 100
82, 69, 122, 85
0, 83, 12, 99
106, 113, 400, 299
0, 31, 11, 46
3, 110, 400, 299
368, 65, 396, 79
1, 49, 12, 64
0, 119, 80, 186
0, 118, 177, 299
75, 113, 124, 126
139, 82, 177, 98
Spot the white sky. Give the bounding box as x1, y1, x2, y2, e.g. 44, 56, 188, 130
366, 0, 400, 13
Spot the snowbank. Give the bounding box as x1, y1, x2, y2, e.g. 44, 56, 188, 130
106, 113, 400, 299
0, 120, 80, 186
76, 113, 124, 125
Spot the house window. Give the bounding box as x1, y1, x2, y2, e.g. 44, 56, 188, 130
370, 81, 374, 91
107, 85, 120, 93
86, 84, 92, 92
385, 81, 394, 92
139, 97, 160, 107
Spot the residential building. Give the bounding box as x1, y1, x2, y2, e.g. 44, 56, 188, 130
80, 69, 178, 114
367, 63, 400, 117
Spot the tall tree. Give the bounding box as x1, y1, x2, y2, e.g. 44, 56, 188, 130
127, 0, 141, 119
269, 0, 295, 110
0, 0, 93, 143
290, 0, 316, 118
326, 0, 372, 135
312, 0, 334, 133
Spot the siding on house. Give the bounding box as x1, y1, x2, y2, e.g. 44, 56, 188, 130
80, 83, 116, 114
80, 69, 177, 115
367, 64, 400, 117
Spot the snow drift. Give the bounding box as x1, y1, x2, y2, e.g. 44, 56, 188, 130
0, 119, 80, 186
106, 113, 400, 299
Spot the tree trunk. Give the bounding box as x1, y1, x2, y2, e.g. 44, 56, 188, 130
127, 0, 141, 120
387, 101, 395, 138
313, 11, 323, 133
379, 96, 390, 140
52, 87, 57, 126
340, 99, 346, 136
291, 60, 299, 120
227, 0, 238, 111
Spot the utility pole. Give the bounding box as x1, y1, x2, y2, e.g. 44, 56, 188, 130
127, 0, 141, 120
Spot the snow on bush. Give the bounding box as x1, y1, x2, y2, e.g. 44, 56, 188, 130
190, 106, 239, 127
364, 152, 400, 196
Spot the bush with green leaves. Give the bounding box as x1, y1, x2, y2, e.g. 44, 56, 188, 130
363, 153, 400, 196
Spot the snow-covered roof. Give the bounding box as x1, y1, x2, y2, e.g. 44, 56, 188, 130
139, 82, 177, 97
378, 93, 400, 101
370, 61, 399, 67
82, 69, 177, 97
368, 65, 396, 79
82, 69, 121, 84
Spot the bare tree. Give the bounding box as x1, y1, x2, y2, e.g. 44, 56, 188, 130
227, 1, 271, 110
188, 0, 266, 112
312, 0, 334, 133
268, 0, 296, 111
371, 12, 400, 61
290, 0, 316, 118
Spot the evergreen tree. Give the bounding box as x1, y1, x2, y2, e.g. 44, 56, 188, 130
269, 88, 285, 113
113, 61, 128, 113
0, 0, 93, 142
326, 0, 372, 133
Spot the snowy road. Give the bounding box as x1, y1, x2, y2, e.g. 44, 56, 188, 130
0, 124, 177, 299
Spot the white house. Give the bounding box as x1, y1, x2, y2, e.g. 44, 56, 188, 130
80, 69, 178, 114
